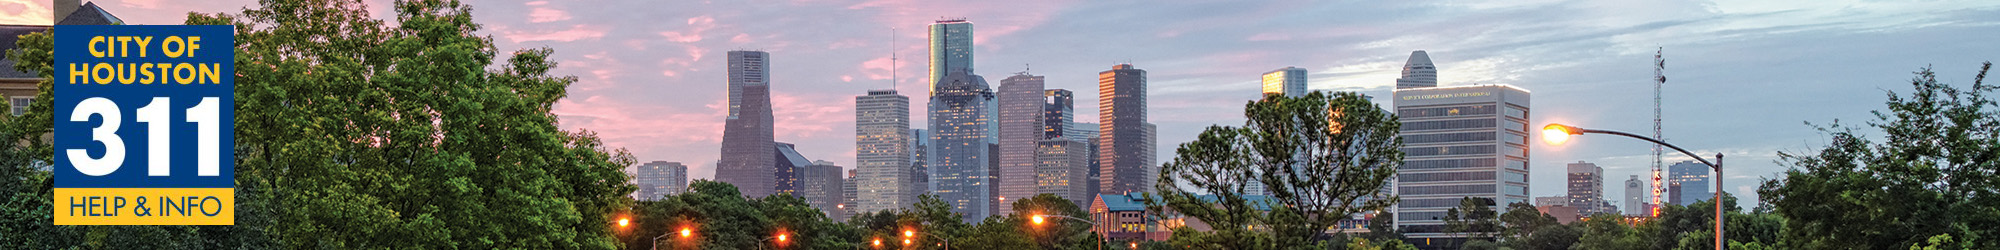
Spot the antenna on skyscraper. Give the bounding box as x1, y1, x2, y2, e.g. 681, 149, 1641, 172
891, 27, 897, 90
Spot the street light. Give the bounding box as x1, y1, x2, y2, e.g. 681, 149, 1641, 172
759, 231, 791, 250
650, 225, 696, 250
1543, 123, 1725, 250
617, 217, 631, 228
902, 229, 949, 250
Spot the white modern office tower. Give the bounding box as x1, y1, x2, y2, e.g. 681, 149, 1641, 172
855, 90, 913, 213
1392, 84, 1531, 248
1396, 51, 1438, 89
1567, 161, 1605, 215
1262, 66, 1308, 97
928, 19, 974, 93
996, 73, 1047, 213
1625, 175, 1647, 215
1668, 161, 1711, 206
631, 161, 687, 201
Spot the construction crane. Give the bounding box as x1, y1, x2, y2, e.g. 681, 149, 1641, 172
1651, 47, 1666, 217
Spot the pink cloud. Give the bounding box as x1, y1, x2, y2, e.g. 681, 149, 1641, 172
659, 15, 718, 43
528, 7, 571, 23
769, 93, 851, 139
554, 95, 730, 179
858, 55, 896, 80
119, 0, 162, 9
0, 0, 51, 25
731, 33, 753, 43
499, 24, 608, 43
563, 51, 622, 91
845, 0, 1077, 45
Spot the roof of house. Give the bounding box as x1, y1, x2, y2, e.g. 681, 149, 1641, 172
0, 25, 51, 79
57, 2, 123, 26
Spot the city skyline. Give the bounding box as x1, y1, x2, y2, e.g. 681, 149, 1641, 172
33, 0, 2000, 204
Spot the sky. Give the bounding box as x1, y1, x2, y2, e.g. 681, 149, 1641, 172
7, 0, 1999, 206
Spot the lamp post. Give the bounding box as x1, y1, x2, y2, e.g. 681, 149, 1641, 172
653, 226, 694, 250
902, 229, 949, 250
759, 232, 790, 250
1544, 123, 1724, 250
1032, 213, 1102, 250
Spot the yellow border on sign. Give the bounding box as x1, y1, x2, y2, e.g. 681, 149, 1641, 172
52, 188, 234, 225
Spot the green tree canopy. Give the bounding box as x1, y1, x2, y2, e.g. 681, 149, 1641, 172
1759, 62, 1997, 249
1148, 91, 1401, 249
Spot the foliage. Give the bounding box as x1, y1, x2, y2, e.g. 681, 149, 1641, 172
1497, 202, 1575, 250
1759, 62, 1998, 249
1343, 237, 1420, 250
1441, 197, 1498, 240
1148, 91, 1401, 248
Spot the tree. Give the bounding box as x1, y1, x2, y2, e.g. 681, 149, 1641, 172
1148, 91, 1401, 248
1441, 197, 1498, 241
1012, 194, 1098, 250
176, 0, 637, 248
1497, 202, 1575, 250
1572, 214, 1651, 250
757, 193, 859, 249
1759, 62, 1998, 249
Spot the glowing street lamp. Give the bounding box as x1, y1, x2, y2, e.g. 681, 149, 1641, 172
617, 217, 631, 228
1027, 213, 1101, 250
1542, 123, 1725, 250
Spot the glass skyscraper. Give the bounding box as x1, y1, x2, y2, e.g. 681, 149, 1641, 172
631, 161, 687, 201
928, 70, 997, 222
1392, 84, 1531, 247
1262, 66, 1308, 97
1396, 51, 1438, 89
928, 19, 973, 94
1668, 161, 1711, 206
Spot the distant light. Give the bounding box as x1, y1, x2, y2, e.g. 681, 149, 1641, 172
1543, 124, 1576, 145
616, 218, 630, 227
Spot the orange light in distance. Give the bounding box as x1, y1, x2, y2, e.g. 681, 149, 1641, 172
903, 230, 914, 238
616, 218, 630, 228
679, 227, 693, 238
1032, 214, 1046, 225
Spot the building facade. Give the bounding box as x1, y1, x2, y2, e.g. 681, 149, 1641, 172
1391, 84, 1531, 247
1036, 89, 1092, 202
1395, 51, 1438, 89
1099, 64, 1152, 195
1625, 175, 1647, 216
716, 50, 778, 197
1567, 161, 1606, 215
996, 73, 1046, 213
855, 90, 912, 213
774, 142, 813, 195
928, 70, 999, 222
840, 169, 858, 221
911, 129, 930, 201
1262, 66, 1308, 97
631, 161, 688, 201
800, 160, 846, 218
927, 19, 973, 93
1668, 161, 1711, 206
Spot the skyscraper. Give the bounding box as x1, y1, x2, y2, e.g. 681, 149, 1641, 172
1262, 66, 1308, 97
928, 19, 974, 93
1668, 161, 1711, 206
1396, 51, 1437, 89
1567, 161, 1605, 215
856, 90, 912, 213
911, 129, 930, 202
997, 73, 1047, 212
1625, 175, 1647, 216
1071, 123, 1101, 200
1392, 84, 1531, 246
1099, 64, 1151, 195
717, 50, 778, 198
929, 70, 998, 222
840, 169, 858, 221
775, 142, 812, 195
1037, 89, 1092, 202
801, 160, 846, 218
631, 161, 688, 201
